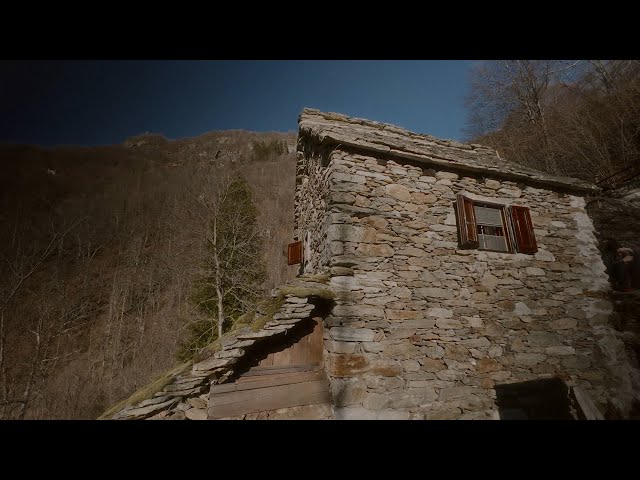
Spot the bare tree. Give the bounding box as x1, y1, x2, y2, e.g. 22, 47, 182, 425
0, 220, 81, 419
180, 166, 266, 357
465, 60, 640, 181
466, 60, 582, 174
202, 173, 265, 339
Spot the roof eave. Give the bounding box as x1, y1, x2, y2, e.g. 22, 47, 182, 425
300, 128, 599, 196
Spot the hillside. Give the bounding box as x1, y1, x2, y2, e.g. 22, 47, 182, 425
0, 130, 298, 419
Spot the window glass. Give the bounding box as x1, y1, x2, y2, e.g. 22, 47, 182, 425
474, 204, 509, 252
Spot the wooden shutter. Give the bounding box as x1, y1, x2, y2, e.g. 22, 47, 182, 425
456, 194, 479, 249
288, 241, 302, 265
510, 206, 538, 254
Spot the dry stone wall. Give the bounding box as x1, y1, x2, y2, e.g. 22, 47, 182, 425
303, 148, 639, 419
294, 139, 334, 274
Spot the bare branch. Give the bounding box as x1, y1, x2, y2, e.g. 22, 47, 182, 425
1, 219, 84, 313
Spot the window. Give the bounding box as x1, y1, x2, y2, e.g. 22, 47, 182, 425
455, 193, 537, 254
475, 204, 509, 252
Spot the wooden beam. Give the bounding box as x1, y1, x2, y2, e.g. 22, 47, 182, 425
207, 383, 237, 394
208, 379, 330, 418
241, 363, 318, 377
210, 371, 324, 395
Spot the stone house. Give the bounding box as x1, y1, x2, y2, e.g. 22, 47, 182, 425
103, 109, 639, 420
292, 108, 638, 420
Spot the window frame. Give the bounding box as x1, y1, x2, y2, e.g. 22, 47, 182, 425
472, 200, 514, 254
455, 193, 537, 255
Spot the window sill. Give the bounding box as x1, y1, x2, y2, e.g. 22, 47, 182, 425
456, 248, 534, 260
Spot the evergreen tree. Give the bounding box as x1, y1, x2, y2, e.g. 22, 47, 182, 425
182, 176, 266, 359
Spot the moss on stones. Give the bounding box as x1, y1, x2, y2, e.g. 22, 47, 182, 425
99, 361, 192, 419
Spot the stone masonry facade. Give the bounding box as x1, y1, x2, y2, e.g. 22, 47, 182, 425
294, 109, 639, 419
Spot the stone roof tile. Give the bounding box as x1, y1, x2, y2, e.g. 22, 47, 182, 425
298, 108, 598, 194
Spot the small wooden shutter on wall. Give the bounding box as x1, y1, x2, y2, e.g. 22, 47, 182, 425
456, 194, 479, 249
510, 206, 538, 254
288, 241, 302, 265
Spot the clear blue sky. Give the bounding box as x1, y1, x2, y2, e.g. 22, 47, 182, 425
0, 60, 475, 146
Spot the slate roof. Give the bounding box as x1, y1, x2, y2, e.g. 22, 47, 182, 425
298, 108, 598, 194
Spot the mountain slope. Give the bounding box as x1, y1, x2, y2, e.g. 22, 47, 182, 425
0, 131, 297, 419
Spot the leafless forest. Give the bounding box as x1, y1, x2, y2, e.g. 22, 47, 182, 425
466, 60, 640, 182
0, 131, 297, 419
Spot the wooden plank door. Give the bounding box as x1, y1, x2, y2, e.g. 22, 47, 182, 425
257, 317, 324, 368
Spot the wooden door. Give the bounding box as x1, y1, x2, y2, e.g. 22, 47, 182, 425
208, 317, 329, 419
257, 316, 324, 368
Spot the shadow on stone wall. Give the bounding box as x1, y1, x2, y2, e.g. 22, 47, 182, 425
600, 241, 640, 291
588, 189, 640, 418
228, 298, 334, 381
